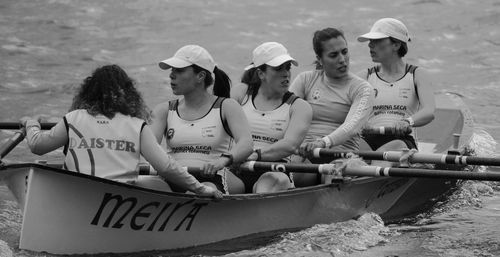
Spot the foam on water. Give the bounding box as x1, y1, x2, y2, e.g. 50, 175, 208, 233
223, 213, 392, 257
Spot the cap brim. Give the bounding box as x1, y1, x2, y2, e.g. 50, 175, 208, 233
158, 57, 192, 70
266, 54, 298, 68
357, 32, 390, 42
244, 63, 255, 71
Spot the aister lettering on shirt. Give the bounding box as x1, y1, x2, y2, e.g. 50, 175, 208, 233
69, 137, 136, 153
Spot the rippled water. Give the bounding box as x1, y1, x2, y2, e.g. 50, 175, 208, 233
1, 0, 500, 256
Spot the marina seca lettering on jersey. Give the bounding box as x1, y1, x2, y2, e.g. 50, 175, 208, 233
372, 104, 407, 117
372, 104, 407, 111
171, 145, 212, 155
252, 134, 278, 143
90, 193, 207, 231
69, 138, 136, 152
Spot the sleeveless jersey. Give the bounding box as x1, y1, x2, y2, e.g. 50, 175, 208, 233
366, 64, 420, 135
63, 109, 145, 179
242, 92, 298, 161
165, 97, 233, 167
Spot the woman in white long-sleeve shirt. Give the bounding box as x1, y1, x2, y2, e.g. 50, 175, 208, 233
23, 64, 221, 198
290, 28, 374, 186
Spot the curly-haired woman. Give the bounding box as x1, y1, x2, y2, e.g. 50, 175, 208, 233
23, 64, 222, 198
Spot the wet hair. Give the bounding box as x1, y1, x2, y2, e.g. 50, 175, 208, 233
240, 64, 267, 103
192, 65, 231, 98
312, 27, 347, 69
389, 37, 408, 57
69, 64, 151, 122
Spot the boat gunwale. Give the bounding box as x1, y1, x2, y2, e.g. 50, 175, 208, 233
0, 162, 384, 201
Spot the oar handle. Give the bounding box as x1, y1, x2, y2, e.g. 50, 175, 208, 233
0, 122, 57, 130
362, 126, 411, 136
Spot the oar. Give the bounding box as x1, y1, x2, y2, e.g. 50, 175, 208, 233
343, 165, 500, 181
237, 161, 500, 181
363, 126, 411, 135
312, 149, 500, 167
0, 130, 25, 163
239, 161, 335, 174
0, 122, 56, 130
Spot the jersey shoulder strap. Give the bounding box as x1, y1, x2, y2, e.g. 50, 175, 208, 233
367, 66, 380, 79
164, 100, 178, 137
215, 97, 233, 137
406, 64, 419, 101
283, 91, 299, 105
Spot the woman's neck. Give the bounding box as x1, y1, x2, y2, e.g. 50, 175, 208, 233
183, 88, 213, 108
257, 84, 284, 101
253, 85, 284, 111
324, 71, 350, 86
380, 58, 406, 75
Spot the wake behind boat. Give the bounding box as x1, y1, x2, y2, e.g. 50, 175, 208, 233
0, 91, 481, 255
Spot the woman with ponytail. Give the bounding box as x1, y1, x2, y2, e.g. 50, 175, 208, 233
232, 42, 312, 193
151, 45, 253, 194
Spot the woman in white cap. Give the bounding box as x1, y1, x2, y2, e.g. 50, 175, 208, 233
151, 45, 253, 194
357, 18, 435, 152
290, 28, 374, 187
23, 64, 222, 199
231, 42, 312, 193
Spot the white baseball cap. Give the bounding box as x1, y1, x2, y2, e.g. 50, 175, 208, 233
159, 45, 216, 73
357, 18, 411, 43
244, 42, 298, 71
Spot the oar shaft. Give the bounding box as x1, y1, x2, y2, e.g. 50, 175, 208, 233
314, 149, 500, 167
0, 122, 56, 130
344, 166, 500, 181
240, 161, 335, 174
0, 131, 25, 160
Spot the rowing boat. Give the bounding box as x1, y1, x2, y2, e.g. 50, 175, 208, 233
0, 91, 474, 254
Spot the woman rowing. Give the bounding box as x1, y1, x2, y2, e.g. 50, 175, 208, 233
151, 45, 253, 194
357, 18, 435, 152
22, 64, 222, 198
232, 42, 312, 193
290, 28, 374, 186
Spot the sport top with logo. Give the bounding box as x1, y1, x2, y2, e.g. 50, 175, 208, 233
290, 70, 373, 151
63, 109, 145, 179
165, 97, 233, 167
366, 64, 419, 136
242, 91, 298, 161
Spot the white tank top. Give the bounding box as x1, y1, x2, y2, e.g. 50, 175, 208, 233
63, 109, 145, 179
366, 64, 420, 134
242, 92, 297, 161
165, 97, 233, 167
